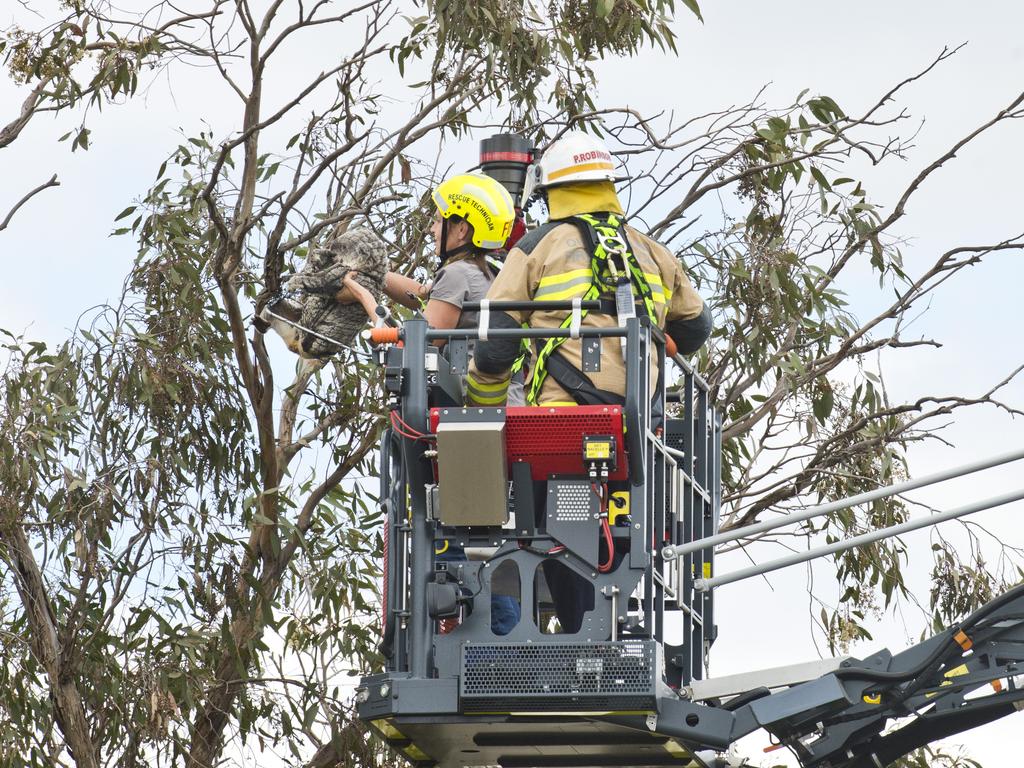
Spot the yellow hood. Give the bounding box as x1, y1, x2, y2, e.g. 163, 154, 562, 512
547, 181, 625, 220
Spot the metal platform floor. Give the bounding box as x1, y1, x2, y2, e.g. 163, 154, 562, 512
371, 714, 703, 768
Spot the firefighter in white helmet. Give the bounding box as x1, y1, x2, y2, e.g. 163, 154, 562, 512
465, 130, 712, 634
466, 130, 712, 410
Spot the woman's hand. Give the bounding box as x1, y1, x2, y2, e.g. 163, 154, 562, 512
335, 271, 361, 303
336, 272, 380, 321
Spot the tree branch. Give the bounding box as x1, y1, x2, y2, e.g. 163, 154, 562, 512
0, 174, 60, 232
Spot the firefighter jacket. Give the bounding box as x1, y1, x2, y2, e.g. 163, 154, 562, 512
465, 203, 707, 406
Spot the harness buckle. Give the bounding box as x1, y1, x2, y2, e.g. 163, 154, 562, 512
596, 230, 628, 257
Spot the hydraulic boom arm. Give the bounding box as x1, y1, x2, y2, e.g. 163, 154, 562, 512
713, 583, 1024, 767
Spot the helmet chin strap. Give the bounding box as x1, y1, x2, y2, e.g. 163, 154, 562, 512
438, 217, 477, 266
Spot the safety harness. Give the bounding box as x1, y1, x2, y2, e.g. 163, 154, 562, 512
526, 213, 658, 405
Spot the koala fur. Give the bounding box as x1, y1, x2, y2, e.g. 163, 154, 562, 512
263, 227, 387, 358
258, 297, 305, 356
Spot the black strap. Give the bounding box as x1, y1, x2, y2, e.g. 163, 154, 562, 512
559, 214, 658, 322
595, 297, 647, 316
438, 217, 479, 266
544, 351, 625, 407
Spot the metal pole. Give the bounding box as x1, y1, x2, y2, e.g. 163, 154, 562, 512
402, 317, 433, 678
669, 447, 1024, 559
425, 327, 627, 341
668, 352, 710, 392
695, 487, 1024, 591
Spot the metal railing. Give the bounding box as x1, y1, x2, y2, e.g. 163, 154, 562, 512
376, 308, 722, 688
659, 443, 1024, 594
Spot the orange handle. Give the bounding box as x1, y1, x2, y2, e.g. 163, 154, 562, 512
665, 333, 678, 357
368, 326, 401, 345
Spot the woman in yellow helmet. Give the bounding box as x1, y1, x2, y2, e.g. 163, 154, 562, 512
340, 172, 522, 635
341, 172, 516, 347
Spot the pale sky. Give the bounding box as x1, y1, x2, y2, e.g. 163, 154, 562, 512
2, 1, 1023, 765
634, 3, 1024, 765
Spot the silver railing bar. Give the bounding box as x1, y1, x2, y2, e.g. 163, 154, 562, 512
695, 487, 1024, 591
671, 447, 1024, 559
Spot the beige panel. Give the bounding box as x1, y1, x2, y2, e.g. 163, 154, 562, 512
436, 421, 508, 526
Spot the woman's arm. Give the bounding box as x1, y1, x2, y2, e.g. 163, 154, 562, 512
422, 298, 461, 348
336, 271, 457, 346
335, 270, 429, 311
383, 271, 430, 310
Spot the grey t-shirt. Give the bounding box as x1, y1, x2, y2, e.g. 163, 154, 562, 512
429, 257, 524, 405
429, 257, 495, 329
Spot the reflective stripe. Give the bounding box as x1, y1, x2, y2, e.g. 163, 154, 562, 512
547, 161, 615, 181
643, 272, 667, 303
535, 268, 594, 301
535, 270, 663, 302
466, 374, 509, 405
463, 180, 514, 219
432, 190, 450, 212
535, 276, 591, 301
466, 375, 508, 392
538, 268, 591, 288
643, 272, 664, 287
466, 390, 507, 405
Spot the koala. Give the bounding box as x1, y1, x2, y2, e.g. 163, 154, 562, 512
258, 296, 305, 356
262, 227, 387, 358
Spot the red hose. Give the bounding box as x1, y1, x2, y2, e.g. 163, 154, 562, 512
596, 482, 615, 573
598, 517, 615, 573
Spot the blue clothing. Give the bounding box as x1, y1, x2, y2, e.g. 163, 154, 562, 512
436, 544, 521, 635
490, 595, 520, 636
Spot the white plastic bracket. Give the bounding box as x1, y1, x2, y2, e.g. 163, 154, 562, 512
478, 299, 490, 341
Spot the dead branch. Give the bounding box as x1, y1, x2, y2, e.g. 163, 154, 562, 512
0, 174, 59, 232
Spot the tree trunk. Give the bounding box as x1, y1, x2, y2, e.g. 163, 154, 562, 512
3, 524, 99, 768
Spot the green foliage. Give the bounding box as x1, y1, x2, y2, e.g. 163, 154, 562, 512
892, 745, 983, 768
405, 0, 690, 118
0, 237, 261, 760
2, 6, 167, 146
1, 3, 1017, 767
930, 545, 997, 632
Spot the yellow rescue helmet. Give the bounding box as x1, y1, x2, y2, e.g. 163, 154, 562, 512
431, 172, 516, 251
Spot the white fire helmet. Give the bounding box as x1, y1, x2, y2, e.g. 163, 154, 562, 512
520, 130, 625, 207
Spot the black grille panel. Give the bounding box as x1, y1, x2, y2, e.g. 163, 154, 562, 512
460, 640, 657, 713
664, 418, 687, 453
